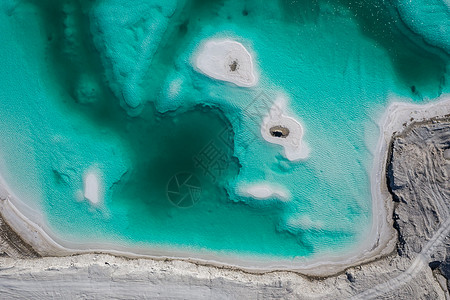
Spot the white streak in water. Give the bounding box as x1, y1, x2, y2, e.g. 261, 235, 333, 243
84, 171, 101, 205
238, 183, 290, 201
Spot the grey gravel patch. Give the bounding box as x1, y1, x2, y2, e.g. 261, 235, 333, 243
0, 215, 40, 258
444, 149, 450, 160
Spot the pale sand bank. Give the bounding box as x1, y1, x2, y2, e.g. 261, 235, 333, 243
0, 95, 449, 276
193, 38, 258, 87
83, 171, 101, 205
237, 183, 290, 202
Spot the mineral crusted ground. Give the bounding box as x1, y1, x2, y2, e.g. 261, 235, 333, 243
0, 119, 449, 299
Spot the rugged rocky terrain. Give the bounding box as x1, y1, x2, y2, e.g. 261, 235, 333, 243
0, 119, 449, 299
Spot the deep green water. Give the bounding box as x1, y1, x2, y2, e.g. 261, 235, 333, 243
0, 0, 448, 261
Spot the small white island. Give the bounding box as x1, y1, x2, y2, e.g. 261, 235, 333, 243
261, 97, 310, 161
193, 38, 258, 87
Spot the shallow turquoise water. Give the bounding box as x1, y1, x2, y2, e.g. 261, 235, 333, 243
0, 0, 448, 260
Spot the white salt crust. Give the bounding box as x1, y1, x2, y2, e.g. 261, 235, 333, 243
194, 39, 258, 87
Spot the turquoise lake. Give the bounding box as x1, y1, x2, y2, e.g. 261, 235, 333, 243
0, 0, 448, 260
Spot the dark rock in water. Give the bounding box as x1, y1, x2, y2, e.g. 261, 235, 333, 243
229, 60, 239, 72
270, 125, 289, 138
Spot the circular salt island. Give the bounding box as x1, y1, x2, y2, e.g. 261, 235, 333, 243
193, 38, 258, 87
261, 97, 310, 161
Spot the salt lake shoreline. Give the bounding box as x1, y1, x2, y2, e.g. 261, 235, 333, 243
0, 95, 449, 277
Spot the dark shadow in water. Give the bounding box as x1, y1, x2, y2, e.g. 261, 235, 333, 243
279, 0, 448, 93
108, 105, 294, 253
113, 105, 241, 217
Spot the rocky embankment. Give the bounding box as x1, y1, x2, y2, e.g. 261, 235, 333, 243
387, 118, 450, 294
0, 119, 449, 299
